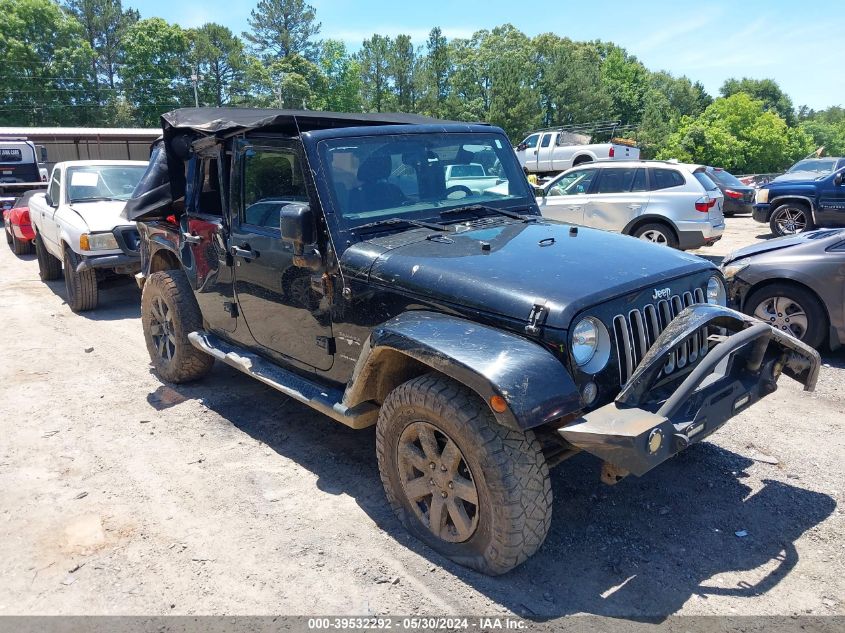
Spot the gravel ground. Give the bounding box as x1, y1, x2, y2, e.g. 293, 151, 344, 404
0, 215, 842, 620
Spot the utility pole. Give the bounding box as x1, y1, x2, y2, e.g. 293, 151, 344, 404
191, 69, 200, 108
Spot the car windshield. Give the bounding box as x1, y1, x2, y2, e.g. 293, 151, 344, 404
318, 132, 533, 230
707, 168, 745, 187
787, 159, 838, 174
66, 165, 147, 203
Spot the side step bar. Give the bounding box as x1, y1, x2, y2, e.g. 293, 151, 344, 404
188, 331, 379, 429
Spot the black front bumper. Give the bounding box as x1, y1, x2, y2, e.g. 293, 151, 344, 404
752, 204, 771, 223
76, 253, 141, 273
559, 305, 820, 477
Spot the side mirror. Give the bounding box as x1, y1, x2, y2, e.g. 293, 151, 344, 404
38, 145, 48, 163
533, 186, 546, 198
516, 143, 527, 152
45, 193, 55, 207
280, 202, 315, 255
835, 173, 844, 187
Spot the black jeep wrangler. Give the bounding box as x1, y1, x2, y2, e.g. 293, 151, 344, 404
125, 108, 820, 575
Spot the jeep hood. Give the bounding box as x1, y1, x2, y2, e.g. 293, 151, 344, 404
341, 220, 713, 329
68, 200, 133, 233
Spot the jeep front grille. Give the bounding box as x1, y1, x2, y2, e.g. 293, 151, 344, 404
613, 288, 708, 385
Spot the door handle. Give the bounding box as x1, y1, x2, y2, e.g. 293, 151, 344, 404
231, 244, 255, 259
182, 232, 201, 244
628, 204, 642, 210
533, 150, 538, 155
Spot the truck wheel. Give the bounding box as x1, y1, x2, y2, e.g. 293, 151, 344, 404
745, 282, 827, 349
769, 203, 814, 237
376, 374, 552, 575
141, 270, 214, 383
632, 223, 679, 249
35, 233, 62, 281
11, 230, 32, 255
63, 248, 98, 312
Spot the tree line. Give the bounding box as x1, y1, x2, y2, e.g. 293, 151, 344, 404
1, 0, 843, 173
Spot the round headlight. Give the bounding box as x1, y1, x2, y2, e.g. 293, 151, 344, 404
707, 275, 727, 306
572, 317, 600, 366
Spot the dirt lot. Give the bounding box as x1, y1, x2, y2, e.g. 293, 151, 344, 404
0, 216, 843, 620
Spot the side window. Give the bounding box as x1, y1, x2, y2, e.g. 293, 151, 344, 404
523, 134, 540, 149
242, 148, 308, 229
540, 134, 552, 148
547, 169, 596, 197
650, 168, 686, 191
48, 173, 60, 204
188, 158, 223, 216
594, 167, 644, 194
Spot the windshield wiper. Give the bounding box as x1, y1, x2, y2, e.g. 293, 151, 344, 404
70, 196, 117, 203
439, 204, 537, 222
352, 217, 449, 233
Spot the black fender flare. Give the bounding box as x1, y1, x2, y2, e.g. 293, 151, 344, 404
343, 311, 582, 431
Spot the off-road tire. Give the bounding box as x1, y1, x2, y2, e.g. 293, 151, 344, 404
141, 270, 214, 383
4, 222, 11, 245
769, 202, 814, 237
376, 373, 552, 575
35, 233, 62, 281
63, 247, 98, 312
632, 222, 679, 249
745, 282, 827, 349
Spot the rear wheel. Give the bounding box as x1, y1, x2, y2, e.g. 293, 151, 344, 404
769, 203, 814, 237
141, 270, 214, 383
11, 230, 33, 255
376, 374, 552, 575
4, 221, 11, 245
746, 283, 827, 349
632, 223, 679, 249
35, 233, 62, 281
63, 247, 98, 312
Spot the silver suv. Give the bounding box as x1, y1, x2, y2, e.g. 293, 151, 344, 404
536, 160, 725, 250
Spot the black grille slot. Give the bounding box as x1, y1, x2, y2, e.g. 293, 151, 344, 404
612, 289, 710, 385
117, 227, 141, 255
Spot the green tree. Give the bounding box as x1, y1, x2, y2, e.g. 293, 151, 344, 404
246, 53, 326, 109
0, 0, 97, 125
121, 17, 192, 125
656, 93, 812, 173
637, 72, 712, 156
598, 45, 649, 125
721, 77, 796, 126
417, 27, 450, 117
318, 39, 362, 112
191, 23, 249, 106
357, 34, 392, 112
389, 34, 417, 112
243, 0, 320, 60
64, 0, 139, 91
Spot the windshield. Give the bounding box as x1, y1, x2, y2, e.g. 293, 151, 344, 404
317, 132, 533, 230
66, 165, 147, 203
707, 168, 745, 187
787, 159, 837, 174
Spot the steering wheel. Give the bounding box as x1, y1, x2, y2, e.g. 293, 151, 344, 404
445, 185, 473, 200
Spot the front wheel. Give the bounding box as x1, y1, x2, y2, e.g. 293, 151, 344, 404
769, 203, 814, 237
376, 374, 552, 575
746, 283, 827, 349
632, 223, 679, 249
141, 270, 214, 383
63, 248, 98, 312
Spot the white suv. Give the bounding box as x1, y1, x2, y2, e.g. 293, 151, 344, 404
536, 160, 725, 250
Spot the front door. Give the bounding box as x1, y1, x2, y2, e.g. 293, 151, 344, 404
230, 140, 333, 371
539, 167, 597, 225
582, 166, 649, 232
535, 133, 555, 172
817, 168, 845, 226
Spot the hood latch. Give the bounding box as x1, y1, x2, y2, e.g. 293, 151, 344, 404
525, 301, 549, 336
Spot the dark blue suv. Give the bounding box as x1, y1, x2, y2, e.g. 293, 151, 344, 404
753, 166, 845, 236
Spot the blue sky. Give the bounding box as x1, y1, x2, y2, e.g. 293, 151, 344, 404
139, 0, 842, 110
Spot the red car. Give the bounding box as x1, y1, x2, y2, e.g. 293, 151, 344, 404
3, 189, 40, 255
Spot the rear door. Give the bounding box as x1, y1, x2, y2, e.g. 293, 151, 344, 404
582, 167, 648, 231
538, 167, 598, 224
230, 138, 333, 371
535, 133, 555, 172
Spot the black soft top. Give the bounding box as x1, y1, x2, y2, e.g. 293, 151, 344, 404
124, 108, 470, 222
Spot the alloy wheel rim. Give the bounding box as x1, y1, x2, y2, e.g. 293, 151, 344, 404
149, 296, 177, 362
639, 230, 668, 245
774, 208, 806, 235
753, 296, 808, 339
397, 421, 479, 543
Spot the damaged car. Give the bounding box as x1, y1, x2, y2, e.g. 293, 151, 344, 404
125, 108, 821, 575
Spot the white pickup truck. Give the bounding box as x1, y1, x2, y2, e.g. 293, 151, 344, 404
516, 130, 640, 177
29, 160, 149, 312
